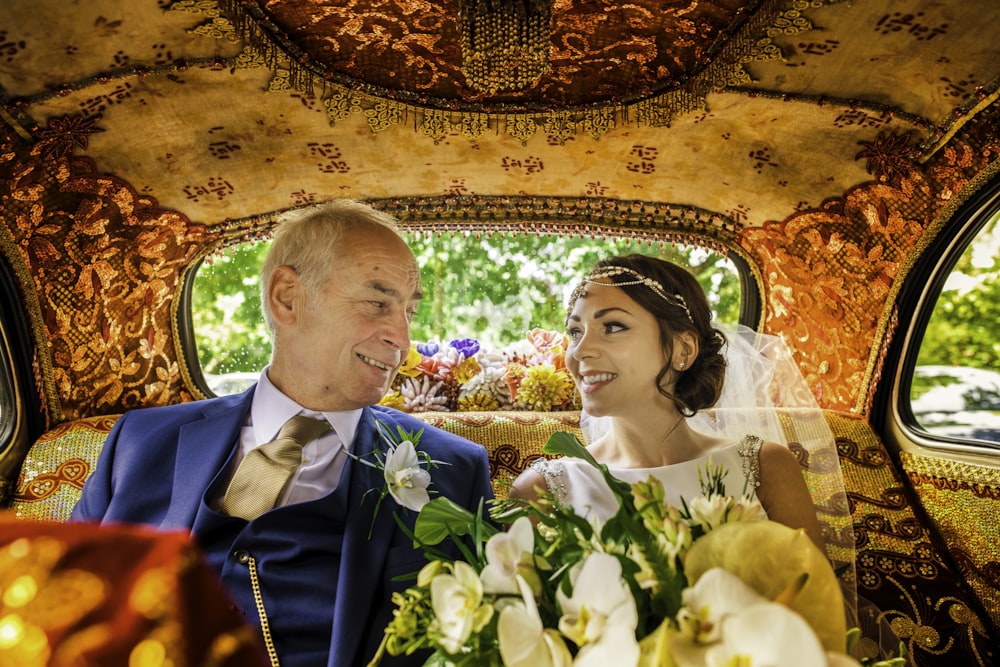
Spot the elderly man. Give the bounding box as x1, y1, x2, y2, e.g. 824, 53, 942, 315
73, 200, 494, 667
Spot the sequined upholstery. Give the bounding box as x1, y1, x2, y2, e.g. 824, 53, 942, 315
7, 410, 1000, 665
10, 415, 120, 523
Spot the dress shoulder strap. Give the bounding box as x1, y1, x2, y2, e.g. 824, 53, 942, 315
736, 434, 763, 489
528, 458, 568, 506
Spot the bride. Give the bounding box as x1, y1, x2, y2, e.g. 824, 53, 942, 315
511, 253, 825, 550
507, 253, 910, 662
508, 253, 910, 661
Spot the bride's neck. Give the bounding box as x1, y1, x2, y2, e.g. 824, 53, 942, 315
595, 412, 703, 468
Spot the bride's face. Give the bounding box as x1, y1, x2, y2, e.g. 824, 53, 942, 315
565, 283, 672, 417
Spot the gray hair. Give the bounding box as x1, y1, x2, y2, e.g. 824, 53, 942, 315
260, 200, 402, 331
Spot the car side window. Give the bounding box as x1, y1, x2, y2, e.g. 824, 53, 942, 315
189, 233, 745, 396
910, 210, 1000, 445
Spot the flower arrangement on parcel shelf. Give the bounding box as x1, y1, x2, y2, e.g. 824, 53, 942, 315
366, 432, 906, 667
379, 329, 580, 413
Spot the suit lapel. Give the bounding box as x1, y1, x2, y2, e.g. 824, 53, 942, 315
329, 407, 400, 667
162, 390, 253, 529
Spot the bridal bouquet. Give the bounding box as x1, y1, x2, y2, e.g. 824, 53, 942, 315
367, 432, 903, 667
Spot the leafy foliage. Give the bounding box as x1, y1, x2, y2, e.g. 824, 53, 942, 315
914, 212, 999, 380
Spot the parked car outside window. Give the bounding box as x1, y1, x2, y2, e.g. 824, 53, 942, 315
912, 365, 1000, 443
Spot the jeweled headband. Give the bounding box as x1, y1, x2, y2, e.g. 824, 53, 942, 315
570, 266, 695, 323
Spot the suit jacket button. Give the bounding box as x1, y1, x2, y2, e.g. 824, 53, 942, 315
234, 549, 251, 564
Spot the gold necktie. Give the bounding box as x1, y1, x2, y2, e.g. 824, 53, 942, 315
221, 415, 332, 521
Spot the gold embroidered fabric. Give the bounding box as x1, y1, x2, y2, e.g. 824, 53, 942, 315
827, 412, 997, 665
900, 452, 1000, 635
10, 416, 121, 523
404, 410, 582, 500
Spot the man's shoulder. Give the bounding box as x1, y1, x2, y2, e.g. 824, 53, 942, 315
116, 389, 252, 430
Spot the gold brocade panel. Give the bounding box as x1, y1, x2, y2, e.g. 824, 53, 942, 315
10, 416, 120, 523
740, 117, 1000, 414
828, 412, 997, 665
901, 452, 1000, 635
0, 128, 218, 423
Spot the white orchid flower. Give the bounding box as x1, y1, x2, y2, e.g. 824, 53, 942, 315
480, 516, 539, 595
676, 567, 765, 644
557, 552, 640, 667
671, 568, 833, 667
704, 602, 828, 666
382, 439, 431, 511
430, 561, 492, 654
498, 575, 573, 667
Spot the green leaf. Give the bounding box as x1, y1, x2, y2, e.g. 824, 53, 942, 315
414, 497, 498, 546
542, 430, 595, 461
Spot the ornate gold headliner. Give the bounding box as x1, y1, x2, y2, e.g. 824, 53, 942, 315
219, 0, 757, 108
1, 0, 996, 230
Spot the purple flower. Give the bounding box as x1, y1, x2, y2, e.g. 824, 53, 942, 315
449, 338, 481, 359
416, 341, 440, 356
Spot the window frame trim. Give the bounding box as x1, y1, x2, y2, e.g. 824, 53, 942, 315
883, 174, 1000, 455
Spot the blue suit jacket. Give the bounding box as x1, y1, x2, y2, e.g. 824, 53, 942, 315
72, 387, 494, 666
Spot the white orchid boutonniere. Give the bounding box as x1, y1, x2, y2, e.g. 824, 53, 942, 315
350, 417, 444, 536
382, 433, 432, 511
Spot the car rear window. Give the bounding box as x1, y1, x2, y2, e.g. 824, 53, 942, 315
190, 233, 743, 396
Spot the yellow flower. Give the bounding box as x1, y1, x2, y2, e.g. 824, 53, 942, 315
396, 344, 424, 378
683, 521, 846, 653
637, 618, 677, 667
515, 365, 574, 411
452, 356, 482, 384
379, 391, 405, 410
458, 393, 499, 411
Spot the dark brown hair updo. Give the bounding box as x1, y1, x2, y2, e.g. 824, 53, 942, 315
576, 254, 727, 415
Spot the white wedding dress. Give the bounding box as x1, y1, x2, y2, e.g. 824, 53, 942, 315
529, 435, 763, 522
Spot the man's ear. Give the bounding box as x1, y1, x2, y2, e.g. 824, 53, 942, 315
672, 330, 699, 371
268, 265, 301, 326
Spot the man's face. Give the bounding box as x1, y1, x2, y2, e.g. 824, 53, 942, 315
271, 225, 422, 411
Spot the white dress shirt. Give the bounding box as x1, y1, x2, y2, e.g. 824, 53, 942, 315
215, 366, 363, 509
